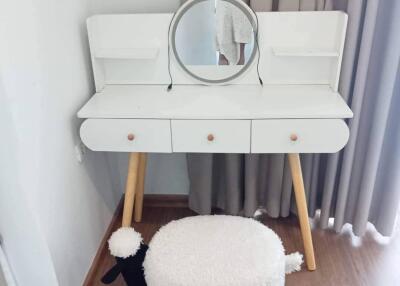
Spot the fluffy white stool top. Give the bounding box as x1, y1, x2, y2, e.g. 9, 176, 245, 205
143, 215, 302, 286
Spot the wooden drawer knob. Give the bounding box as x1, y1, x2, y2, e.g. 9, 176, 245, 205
127, 133, 135, 141
207, 134, 215, 142
290, 134, 298, 141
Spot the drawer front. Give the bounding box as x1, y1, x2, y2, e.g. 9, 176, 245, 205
80, 119, 172, 152
171, 120, 251, 153
251, 119, 349, 153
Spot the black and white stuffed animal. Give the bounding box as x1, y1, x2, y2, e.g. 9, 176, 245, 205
101, 215, 303, 286
101, 228, 147, 286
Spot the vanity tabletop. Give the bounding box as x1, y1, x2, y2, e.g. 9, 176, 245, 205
78, 84, 353, 120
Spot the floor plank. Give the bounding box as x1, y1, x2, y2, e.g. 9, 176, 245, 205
90, 206, 400, 286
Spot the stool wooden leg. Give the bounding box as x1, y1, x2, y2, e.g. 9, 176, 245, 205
134, 153, 147, 223
122, 152, 140, 227
287, 153, 316, 271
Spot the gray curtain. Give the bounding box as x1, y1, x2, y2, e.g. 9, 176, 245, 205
187, 0, 400, 236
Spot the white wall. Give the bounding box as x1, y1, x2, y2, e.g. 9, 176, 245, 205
31, 1, 123, 284
1, 1, 189, 286
0, 1, 59, 285
0, 0, 120, 285
88, 0, 181, 14
0, 86, 58, 286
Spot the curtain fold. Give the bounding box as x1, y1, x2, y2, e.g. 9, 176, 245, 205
187, 0, 400, 236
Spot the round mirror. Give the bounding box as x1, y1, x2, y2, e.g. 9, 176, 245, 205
171, 0, 257, 84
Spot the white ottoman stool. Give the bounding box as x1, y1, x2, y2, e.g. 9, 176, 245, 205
143, 215, 302, 286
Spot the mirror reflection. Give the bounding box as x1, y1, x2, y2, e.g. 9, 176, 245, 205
173, 0, 256, 83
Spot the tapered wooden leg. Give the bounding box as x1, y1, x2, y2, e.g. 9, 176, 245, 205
122, 152, 140, 227
288, 153, 316, 271
134, 153, 147, 222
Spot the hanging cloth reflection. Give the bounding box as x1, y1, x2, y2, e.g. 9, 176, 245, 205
215, 0, 253, 65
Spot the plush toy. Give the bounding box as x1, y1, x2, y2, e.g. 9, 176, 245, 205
102, 215, 303, 286
101, 228, 148, 285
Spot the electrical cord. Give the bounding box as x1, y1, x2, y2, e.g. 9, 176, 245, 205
248, 5, 263, 86
167, 12, 177, 92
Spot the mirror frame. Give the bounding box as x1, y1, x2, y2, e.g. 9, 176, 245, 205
170, 0, 258, 84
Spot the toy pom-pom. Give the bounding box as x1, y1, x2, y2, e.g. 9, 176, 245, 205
108, 227, 143, 258
285, 252, 303, 274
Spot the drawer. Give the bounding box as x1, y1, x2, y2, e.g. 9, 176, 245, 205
251, 119, 349, 153
80, 119, 172, 152
171, 120, 251, 153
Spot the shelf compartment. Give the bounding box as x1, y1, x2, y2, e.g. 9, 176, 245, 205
272, 47, 339, 57
94, 48, 159, 60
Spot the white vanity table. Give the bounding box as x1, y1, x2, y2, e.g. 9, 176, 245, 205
78, 1, 352, 271
79, 85, 351, 153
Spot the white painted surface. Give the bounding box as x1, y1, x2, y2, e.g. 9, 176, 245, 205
87, 1, 192, 197
0, 243, 17, 286
88, 0, 181, 14
258, 11, 347, 91
0, 0, 155, 285
251, 119, 350, 153
87, 11, 347, 89
171, 120, 251, 153
80, 8, 351, 197
81, 119, 172, 152
26, 1, 122, 284
94, 48, 160, 59
271, 47, 339, 57
78, 85, 353, 119
0, 110, 58, 286
26, 1, 123, 284
1, 1, 195, 286
1, 1, 61, 285
87, 14, 174, 91
80, 118, 350, 154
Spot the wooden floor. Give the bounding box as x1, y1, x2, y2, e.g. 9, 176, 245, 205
90, 205, 400, 286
